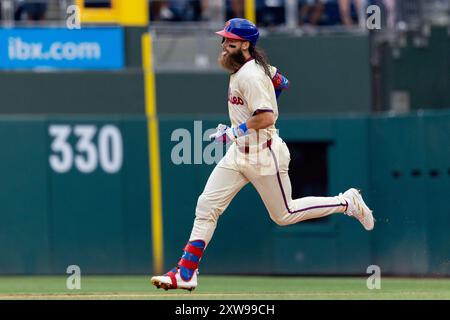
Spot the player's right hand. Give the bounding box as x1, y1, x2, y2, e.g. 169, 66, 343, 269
209, 124, 237, 144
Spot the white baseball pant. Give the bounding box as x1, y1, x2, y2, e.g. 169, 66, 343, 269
189, 135, 348, 246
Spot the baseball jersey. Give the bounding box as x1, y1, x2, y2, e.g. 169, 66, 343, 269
227, 59, 279, 146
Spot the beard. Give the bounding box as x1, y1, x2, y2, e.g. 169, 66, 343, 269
218, 49, 247, 73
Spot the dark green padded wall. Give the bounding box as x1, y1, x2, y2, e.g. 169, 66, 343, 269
0, 118, 51, 273
0, 117, 152, 274
0, 112, 449, 275
370, 110, 450, 276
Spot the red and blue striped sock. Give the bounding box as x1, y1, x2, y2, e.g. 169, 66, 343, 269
177, 240, 205, 281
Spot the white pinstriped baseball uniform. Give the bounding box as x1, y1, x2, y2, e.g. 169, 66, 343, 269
189, 59, 348, 245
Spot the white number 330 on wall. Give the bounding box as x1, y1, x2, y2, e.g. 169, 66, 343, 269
49, 124, 123, 174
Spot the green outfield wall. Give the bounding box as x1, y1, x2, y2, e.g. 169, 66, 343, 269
0, 111, 448, 276
0, 116, 152, 274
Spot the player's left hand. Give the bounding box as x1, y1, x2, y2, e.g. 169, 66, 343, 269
209, 124, 238, 144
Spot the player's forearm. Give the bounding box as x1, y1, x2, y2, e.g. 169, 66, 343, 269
227, 111, 275, 142
245, 111, 275, 130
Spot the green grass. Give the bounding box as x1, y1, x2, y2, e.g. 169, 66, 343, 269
0, 276, 449, 300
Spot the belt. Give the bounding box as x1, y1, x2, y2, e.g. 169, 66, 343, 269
238, 139, 272, 154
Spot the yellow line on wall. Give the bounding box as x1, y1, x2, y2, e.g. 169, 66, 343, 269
245, 0, 256, 24
141, 33, 164, 275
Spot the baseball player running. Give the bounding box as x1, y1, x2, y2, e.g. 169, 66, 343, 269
151, 18, 374, 291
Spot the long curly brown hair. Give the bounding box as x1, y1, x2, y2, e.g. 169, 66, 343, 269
249, 44, 271, 77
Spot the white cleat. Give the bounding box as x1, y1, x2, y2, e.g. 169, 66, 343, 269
151, 267, 198, 291
341, 188, 375, 231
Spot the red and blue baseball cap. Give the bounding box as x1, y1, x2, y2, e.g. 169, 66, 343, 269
216, 18, 260, 45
